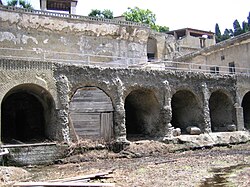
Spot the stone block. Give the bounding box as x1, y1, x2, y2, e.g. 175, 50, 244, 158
227, 124, 236, 132
172, 128, 181, 136
186, 126, 201, 135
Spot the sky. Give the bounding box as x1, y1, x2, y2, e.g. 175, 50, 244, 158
2, 0, 250, 32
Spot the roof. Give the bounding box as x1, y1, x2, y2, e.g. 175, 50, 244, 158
166, 28, 214, 37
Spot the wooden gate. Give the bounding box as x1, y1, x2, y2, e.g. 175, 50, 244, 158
69, 87, 113, 141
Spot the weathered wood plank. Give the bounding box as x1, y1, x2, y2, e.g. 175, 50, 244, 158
70, 102, 113, 112
69, 87, 113, 113
69, 87, 114, 139
14, 182, 115, 186
73, 117, 100, 122
49, 170, 113, 182
100, 113, 113, 141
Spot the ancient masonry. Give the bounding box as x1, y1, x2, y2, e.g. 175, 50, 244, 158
0, 5, 250, 165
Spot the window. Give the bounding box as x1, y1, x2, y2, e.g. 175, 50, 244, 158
210, 67, 220, 74
221, 55, 225, 61
229, 62, 235, 74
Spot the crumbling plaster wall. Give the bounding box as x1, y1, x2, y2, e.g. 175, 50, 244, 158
0, 9, 150, 64
0, 59, 66, 141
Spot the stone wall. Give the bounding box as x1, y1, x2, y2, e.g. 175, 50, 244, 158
0, 57, 244, 143
2, 143, 66, 166
0, 6, 150, 65
54, 62, 239, 141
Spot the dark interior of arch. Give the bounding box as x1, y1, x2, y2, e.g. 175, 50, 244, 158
171, 90, 202, 133
242, 91, 250, 130
125, 89, 160, 139
1, 86, 52, 144
209, 91, 234, 132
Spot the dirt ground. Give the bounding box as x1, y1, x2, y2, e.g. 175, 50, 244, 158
1, 140, 250, 187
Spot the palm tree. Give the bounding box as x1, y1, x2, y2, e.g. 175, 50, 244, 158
7, 0, 33, 9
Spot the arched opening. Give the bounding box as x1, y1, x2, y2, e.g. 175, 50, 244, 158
242, 91, 250, 130
69, 87, 114, 141
147, 37, 157, 61
171, 90, 202, 133
209, 90, 234, 132
125, 89, 160, 139
1, 84, 55, 143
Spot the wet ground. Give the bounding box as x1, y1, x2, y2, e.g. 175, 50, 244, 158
1, 141, 250, 186
200, 163, 250, 187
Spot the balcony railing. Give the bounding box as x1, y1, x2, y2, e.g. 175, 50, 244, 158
0, 47, 250, 75
0, 5, 149, 28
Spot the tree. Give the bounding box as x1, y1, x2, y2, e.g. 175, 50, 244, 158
123, 7, 156, 26
221, 29, 233, 41
101, 9, 113, 19
7, 0, 33, 9
157, 25, 169, 33
247, 11, 250, 27
0, 0, 2, 5
123, 7, 169, 32
215, 11, 250, 43
215, 24, 234, 43
215, 23, 222, 43
242, 21, 249, 33
233, 19, 243, 36
88, 9, 113, 19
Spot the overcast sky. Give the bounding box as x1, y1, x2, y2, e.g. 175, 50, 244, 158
2, 0, 250, 32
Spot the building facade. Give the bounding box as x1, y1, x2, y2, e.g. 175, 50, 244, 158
0, 4, 249, 149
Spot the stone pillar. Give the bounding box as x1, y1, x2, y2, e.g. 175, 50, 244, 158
0, 107, 2, 144
162, 80, 173, 137
173, 31, 178, 40
234, 103, 244, 131
234, 87, 244, 131
113, 77, 127, 142
185, 29, 190, 36
40, 0, 47, 11
70, 1, 77, 14
201, 83, 211, 133
114, 108, 127, 142
56, 74, 71, 143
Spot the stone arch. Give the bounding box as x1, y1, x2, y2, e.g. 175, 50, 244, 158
241, 91, 250, 130
209, 90, 234, 132
69, 86, 114, 141
1, 83, 55, 143
171, 89, 202, 133
147, 37, 157, 61
125, 88, 161, 139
